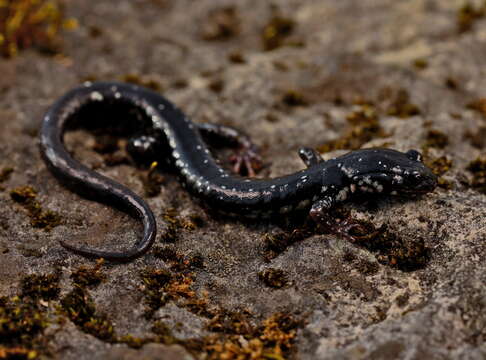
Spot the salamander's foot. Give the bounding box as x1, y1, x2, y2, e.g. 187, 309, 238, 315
298, 147, 324, 168
309, 198, 378, 242
229, 148, 263, 177
330, 217, 379, 242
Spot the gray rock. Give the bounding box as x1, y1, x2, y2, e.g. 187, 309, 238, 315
1, 0, 485, 359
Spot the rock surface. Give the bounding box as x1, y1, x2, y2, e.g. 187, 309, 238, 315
1, 0, 485, 359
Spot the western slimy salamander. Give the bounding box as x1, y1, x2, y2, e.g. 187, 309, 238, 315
40, 82, 437, 261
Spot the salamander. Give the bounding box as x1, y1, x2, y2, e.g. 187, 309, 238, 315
40, 81, 437, 261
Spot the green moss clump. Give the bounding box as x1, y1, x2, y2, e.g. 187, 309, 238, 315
423, 129, 449, 150
60, 287, 115, 342
70, 260, 106, 288
262, 13, 295, 51
159, 208, 198, 243
21, 273, 60, 301
204, 312, 300, 360
10, 186, 62, 231
457, 2, 486, 33
262, 224, 314, 262
0, 0, 77, 58
258, 268, 288, 289
140, 267, 172, 318
0, 167, 13, 184
466, 157, 486, 194
422, 155, 453, 190
386, 89, 421, 118
120, 74, 161, 91
464, 126, 486, 149
412, 58, 428, 70
317, 105, 385, 153
281, 89, 308, 107
153, 246, 204, 272
0, 296, 47, 351
467, 97, 486, 117
117, 335, 148, 349
201, 7, 240, 41
152, 321, 178, 345
350, 223, 430, 271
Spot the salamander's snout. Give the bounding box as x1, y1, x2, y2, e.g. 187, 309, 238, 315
412, 170, 438, 193
402, 150, 438, 194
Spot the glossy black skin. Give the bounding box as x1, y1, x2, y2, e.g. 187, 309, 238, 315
40, 82, 437, 261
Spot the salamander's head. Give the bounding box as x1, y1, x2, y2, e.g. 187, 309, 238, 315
341, 148, 437, 196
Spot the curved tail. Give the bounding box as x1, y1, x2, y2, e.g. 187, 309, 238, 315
39, 83, 156, 261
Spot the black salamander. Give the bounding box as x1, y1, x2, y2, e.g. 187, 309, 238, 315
40, 82, 437, 261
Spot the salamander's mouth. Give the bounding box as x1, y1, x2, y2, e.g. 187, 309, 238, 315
400, 173, 438, 194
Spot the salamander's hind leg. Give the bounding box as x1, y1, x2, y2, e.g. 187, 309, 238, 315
310, 197, 377, 242
197, 123, 263, 176
298, 147, 324, 168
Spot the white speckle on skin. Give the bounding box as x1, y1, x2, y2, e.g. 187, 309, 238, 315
341, 166, 354, 178
158, 104, 165, 110
90, 91, 103, 101
114, 92, 121, 99
83, 81, 92, 87
393, 175, 403, 184
358, 158, 363, 162
336, 188, 348, 201
350, 184, 356, 193
373, 182, 384, 192
172, 151, 180, 159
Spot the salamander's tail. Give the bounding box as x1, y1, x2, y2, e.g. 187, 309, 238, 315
39, 82, 157, 262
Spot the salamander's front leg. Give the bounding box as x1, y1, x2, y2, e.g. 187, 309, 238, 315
310, 197, 377, 242
298, 147, 324, 168
197, 123, 263, 176
309, 197, 335, 228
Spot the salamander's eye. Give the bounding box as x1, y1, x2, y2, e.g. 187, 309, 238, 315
406, 149, 422, 162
